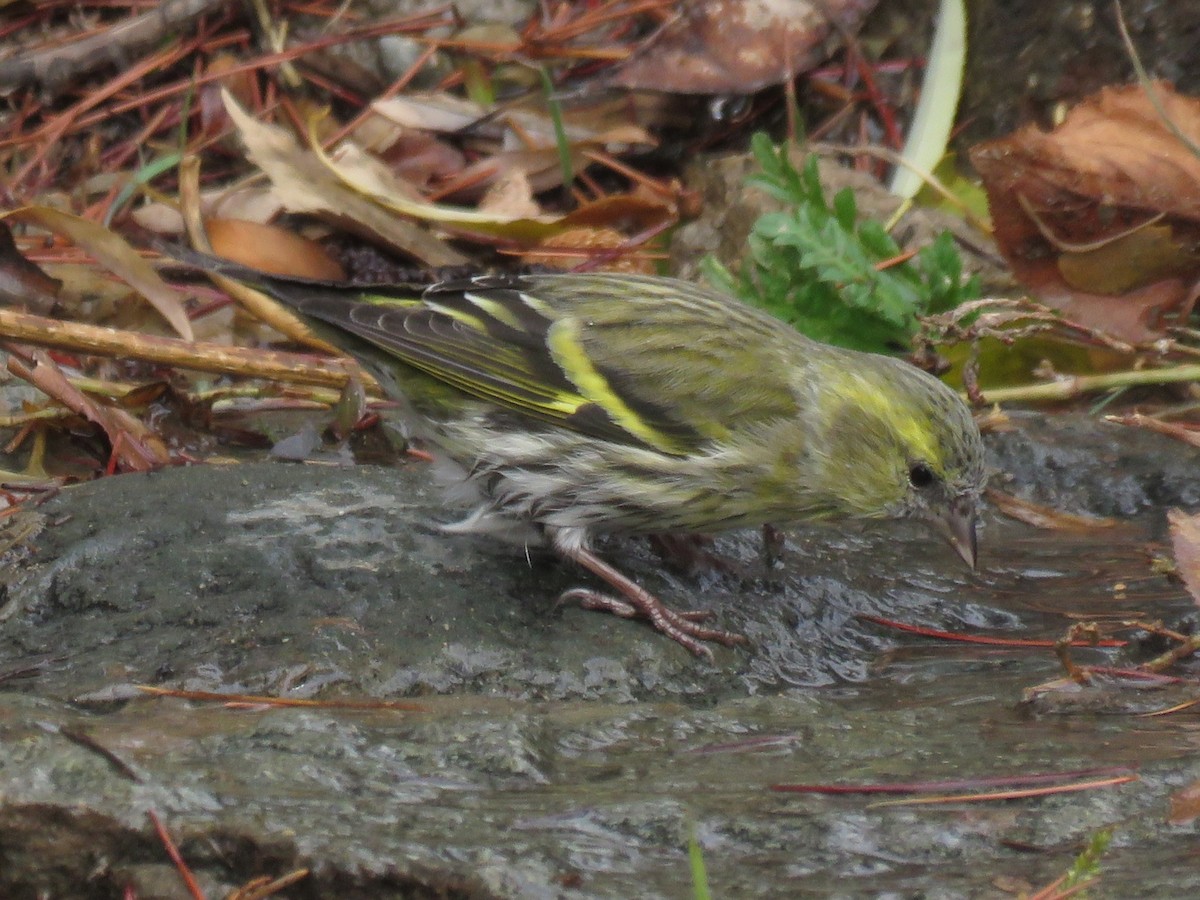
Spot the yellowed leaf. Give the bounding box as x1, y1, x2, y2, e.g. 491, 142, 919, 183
220, 91, 467, 266
1, 207, 193, 340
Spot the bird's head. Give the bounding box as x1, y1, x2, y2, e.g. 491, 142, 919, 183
810, 356, 985, 569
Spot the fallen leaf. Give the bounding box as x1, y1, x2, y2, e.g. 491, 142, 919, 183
0, 220, 60, 314
477, 168, 540, 219
1168, 509, 1200, 610
371, 93, 654, 153
610, 0, 878, 93
521, 227, 656, 274
131, 185, 283, 235
1, 207, 193, 340
205, 219, 346, 280
1168, 778, 1200, 824
971, 81, 1200, 343
1056, 224, 1196, 294
221, 91, 468, 267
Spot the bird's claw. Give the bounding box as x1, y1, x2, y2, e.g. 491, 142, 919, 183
559, 587, 747, 659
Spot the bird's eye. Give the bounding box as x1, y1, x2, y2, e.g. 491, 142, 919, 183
908, 463, 935, 488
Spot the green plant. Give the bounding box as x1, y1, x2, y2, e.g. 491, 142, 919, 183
687, 819, 711, 900
1061, 828, 1112, 894
703, 133, 979, 354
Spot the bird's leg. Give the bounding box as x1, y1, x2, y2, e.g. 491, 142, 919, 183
555, 545, 748, 658
761, 523, 786, 569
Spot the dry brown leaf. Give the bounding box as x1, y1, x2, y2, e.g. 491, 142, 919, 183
221, 91, 467, 267
970, 82, 1200, 343
477, 169, 540, 220
1168, 778, 1200, 825
370, 94, 654, 153
559, 192, 678, 232
438, 148, 585, 201
196, 52, 257, 141
610, 0, 878, 94
0, 221, 60, 314
1, 207, 193, 340
1056, 224, 1196, 294
205, 219, 346, 280
222, 93, 666, 251
375, 131, 466, 189
176, 155, 352, 360
521, 228, 656, 274
1167, 508, 1200, 611
131, 186, 283, 235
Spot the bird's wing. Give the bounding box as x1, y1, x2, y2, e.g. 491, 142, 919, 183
183, 258, 803, 455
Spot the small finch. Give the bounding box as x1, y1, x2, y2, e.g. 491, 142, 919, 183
171, 250, 986, 658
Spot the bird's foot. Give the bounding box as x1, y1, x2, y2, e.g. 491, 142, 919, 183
559, 590, 715, 623
559, 588, 745, 658
554, 543, 748, 659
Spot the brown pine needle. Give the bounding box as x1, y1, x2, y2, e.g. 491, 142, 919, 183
228, 868, 311, 900
135, 684, 427, 712
864, 775, 1138, 809
859, 614, 1127, 648
772, 766, 1135, 795
1141, 696, 1200, 717
148, 810, 205, 900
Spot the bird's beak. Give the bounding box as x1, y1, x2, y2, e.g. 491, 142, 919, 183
938, 495, 978, 570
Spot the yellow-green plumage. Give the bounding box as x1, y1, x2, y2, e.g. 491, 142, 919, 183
172, 251, 986, 657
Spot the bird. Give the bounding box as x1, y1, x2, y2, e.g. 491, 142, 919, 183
167, 247, 986, 658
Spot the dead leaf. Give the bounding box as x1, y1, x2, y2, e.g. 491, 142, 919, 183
1056, 224, 1196, 294
371, 93, 654, 153
221, 91, 468, 267
205, 219, 346, 280
971, 82, 1200, 343
173, 157, 357, 362
477, 169, 540, 220
610, 0, 879, 94
521, 227, 656, 274
196, 52, 257, 141
376, 131, 466, 189
1168, 778, 1200, 825
131, 186, 283, 235
1032, 279, 1192, 346
1168, 509, 1200, 610
435, 147, 593, 202
1, 207, 193, 340
0, 220, 60, 314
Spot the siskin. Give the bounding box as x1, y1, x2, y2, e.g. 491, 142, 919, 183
173, 251, 986, 657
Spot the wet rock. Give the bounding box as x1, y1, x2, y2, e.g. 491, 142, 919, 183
1, 414, 1198, 897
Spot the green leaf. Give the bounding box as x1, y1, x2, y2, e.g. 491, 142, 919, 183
702, 133, 979, 353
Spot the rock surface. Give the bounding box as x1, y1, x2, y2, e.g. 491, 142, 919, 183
1, 414, 1198, 897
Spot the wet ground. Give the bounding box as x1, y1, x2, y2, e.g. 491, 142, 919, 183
0, 412, 1198, 898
